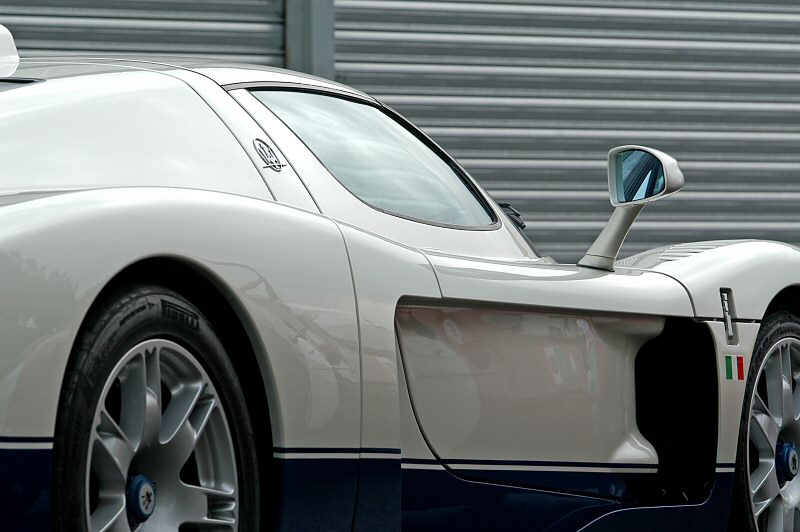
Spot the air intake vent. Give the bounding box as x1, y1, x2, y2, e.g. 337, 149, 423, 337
659, 240, 740, 261
634, 318, 718, 504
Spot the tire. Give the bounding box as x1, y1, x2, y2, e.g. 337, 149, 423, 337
52, 285, 260, 531
732, 311, 800, 532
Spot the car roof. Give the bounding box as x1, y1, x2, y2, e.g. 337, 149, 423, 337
8, 55, 369, 98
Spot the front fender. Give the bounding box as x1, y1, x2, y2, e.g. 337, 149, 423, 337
623, 240, 800, 485
622, 240, 800, 320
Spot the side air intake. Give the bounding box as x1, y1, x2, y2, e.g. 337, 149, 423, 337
634, 318, 718, 504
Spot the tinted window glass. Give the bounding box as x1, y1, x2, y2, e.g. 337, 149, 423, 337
252, 90, 494, 227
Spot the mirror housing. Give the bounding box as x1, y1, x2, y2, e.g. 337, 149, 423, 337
578, 145, 685, 271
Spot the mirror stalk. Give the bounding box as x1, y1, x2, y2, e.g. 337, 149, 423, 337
578, 204, 644, 272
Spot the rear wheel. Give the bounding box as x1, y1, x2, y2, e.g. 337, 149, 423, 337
733, 312, 800, 532
53, 285, 260, 531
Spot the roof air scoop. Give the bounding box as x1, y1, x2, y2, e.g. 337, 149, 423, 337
0, 24, 20, 78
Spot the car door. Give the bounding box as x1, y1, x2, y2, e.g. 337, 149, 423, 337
397, 254, 695, 500
231, 87, 696, 501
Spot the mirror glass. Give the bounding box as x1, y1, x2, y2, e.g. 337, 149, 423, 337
615, 149, 665, 204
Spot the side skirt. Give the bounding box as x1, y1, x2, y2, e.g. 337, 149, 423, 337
274, 449, 734, 531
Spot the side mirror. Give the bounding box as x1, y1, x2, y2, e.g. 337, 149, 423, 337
608, 145, 684, 207
578, 145, 684, 271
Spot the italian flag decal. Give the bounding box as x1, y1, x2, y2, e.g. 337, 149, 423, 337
726, 355, 745, 381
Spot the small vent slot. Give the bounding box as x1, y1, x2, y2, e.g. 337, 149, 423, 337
659, 240, 739, 261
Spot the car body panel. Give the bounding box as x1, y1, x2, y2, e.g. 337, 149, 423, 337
228, 88, 323, 211
337, 224, 441, 453
397, 304, 662, 498
0, 187, 367, 529
0, 66, 270, 200
0, 188, 361, 445
706, 320, 760, 467
329, 224, 443, 531
0, 53, 789, 530
426, 252, 694, 317
166, 68, 321, 212
394, 257, 694, 499
621, 239, 800, 320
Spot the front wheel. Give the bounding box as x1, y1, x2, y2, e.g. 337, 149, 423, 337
733, 311, 800, 532
53, 285, 260, 531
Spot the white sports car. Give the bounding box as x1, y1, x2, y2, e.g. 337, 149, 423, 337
0, 24, 797, 532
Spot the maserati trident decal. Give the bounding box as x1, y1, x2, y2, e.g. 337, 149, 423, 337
254, 138, 286, 172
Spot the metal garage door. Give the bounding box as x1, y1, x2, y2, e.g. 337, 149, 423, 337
335, 0, 800, 263
1, 0, 283, 66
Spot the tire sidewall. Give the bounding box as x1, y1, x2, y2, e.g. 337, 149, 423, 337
52, 285, 259, 531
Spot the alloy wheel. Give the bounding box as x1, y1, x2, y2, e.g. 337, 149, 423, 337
86, 339, 238, 531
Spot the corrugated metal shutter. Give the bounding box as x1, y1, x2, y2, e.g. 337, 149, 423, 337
1, 0, 283, 66
335, 0, 800, 263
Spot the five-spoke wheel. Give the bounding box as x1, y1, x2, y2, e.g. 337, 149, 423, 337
88, 339, 237, 530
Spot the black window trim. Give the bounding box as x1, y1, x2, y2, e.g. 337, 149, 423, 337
235, 82, 502, 232
0, 77, 44, 89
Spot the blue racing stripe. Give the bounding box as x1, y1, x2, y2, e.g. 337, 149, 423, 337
275, 455, 359, 531
273, 446, 361, 454
271, 452, 734, 531
360, 447, 401, 454
277, 450, 657, 468
576, 473, 734, 532
402, 457, 438, 465
0, 448, 51, 532
402, 456, 660, 499
274, 446, 401, 455
401, 465, 619, 531
353, 457, 401, 531
400, 467, 734, 532
443, 458, 659, 469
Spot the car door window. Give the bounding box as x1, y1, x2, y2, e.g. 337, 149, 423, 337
251, 90, 495, 228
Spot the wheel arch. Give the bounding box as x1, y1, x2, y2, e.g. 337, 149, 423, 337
763, 285, 800, 320
67, 254, 279, 521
